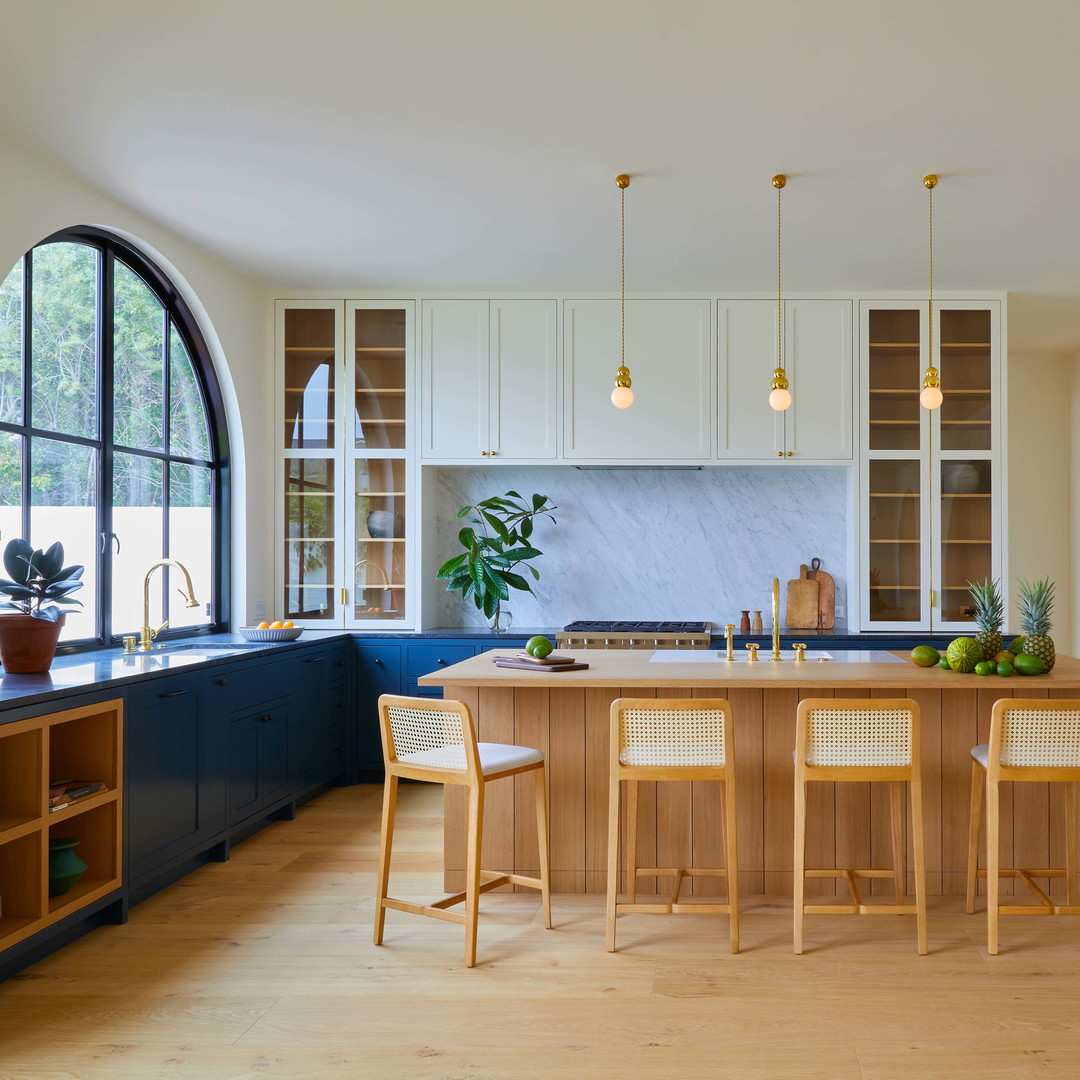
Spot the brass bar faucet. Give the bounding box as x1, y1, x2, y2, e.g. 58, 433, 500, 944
140, 560, 199, 650
771, 576, 782, 661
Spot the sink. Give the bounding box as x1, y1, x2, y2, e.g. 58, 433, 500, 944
161, 642, 268, 652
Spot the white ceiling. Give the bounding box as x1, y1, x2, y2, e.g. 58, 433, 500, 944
2, 0, 1080, 350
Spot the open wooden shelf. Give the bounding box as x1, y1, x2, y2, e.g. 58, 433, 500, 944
0, 699, 123, 955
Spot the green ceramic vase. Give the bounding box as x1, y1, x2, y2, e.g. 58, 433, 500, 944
48, 837, 88, 897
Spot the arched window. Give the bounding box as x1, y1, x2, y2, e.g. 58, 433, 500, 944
0, 227, 228, 644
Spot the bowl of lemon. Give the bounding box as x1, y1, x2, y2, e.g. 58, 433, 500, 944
239, 621, 303, 642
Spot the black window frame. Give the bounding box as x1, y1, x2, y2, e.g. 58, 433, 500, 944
1, 225, 230, 648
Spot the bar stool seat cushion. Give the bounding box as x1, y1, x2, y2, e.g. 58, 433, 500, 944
971, 743, 989, 768
398, 742, 544, 775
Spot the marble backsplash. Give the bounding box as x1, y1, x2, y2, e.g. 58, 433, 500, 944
432, 466, 849, 629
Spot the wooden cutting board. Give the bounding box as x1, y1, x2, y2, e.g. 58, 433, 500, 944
807, 557, 836, 630
492, 658, 590, 672
786, 564, 820, 629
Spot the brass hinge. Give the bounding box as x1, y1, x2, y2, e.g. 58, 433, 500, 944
929, 589, 936, 608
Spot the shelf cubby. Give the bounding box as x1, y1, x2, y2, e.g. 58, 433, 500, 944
0, 699, 122, 956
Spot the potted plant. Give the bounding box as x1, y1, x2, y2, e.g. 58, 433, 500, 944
0, 539, 84, 673
436, 491, 557, 631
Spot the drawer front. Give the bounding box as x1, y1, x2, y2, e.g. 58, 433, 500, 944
404, 644, 475, 678
220, 660, 292, 713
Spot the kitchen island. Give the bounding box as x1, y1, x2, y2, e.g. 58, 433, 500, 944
419, 649, 1080, 897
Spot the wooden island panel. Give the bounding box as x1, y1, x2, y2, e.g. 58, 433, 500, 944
425, 652, 1080, 897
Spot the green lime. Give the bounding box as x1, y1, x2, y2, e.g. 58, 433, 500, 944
946, 637, 983, 673
939, 658, 951, 670
1013, 653, 1046, 676
996, 661, 1015, 677
911, 645, 941, 667
526, 635, 554, 658
974, 661, 994, 676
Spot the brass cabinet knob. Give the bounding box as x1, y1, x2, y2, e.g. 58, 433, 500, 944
480, 450, 489, 456
786, 451, 794, 457
777, 451, 783, 457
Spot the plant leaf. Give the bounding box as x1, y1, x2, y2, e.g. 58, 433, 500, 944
3, 539, 32, 584
30, 606, 61, 623
498, 570, 531, 593
455, 505, 473, 519
458, 527, 477, 551
40, 542, 64, 580
520, 517, 533, 539
436, 553, 468, 578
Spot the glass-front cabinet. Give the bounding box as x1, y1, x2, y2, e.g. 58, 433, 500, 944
860, 300, 1001, 632
277, 300, 414, 628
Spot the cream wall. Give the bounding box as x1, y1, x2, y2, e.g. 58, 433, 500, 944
0, 132, 274, 623
1007, 352, 1073, 654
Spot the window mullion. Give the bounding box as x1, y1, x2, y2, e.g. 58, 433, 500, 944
20, 251, 31, 542
99, 248, 114, 643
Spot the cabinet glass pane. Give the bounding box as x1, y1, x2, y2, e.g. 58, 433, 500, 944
284, 457, 335, 621
868, 459, 920, 622
867, 309, 920, 451
940, 458, 992, 623
354, 457, 405, 621
284, 309, 336, 450
939, 310, 991, 452
354, 308, 406, 450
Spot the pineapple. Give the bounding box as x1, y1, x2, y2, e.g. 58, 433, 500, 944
1018, 577, 1056, 672
968, 578, 1004, 660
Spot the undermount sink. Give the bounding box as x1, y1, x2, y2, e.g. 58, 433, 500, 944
161, 642, 270, 652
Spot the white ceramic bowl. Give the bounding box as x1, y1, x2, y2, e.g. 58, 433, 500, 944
238, 626, 303, 642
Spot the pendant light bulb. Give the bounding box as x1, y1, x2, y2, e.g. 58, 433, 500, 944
920, 385, 943, 410
769, 174, 791, 412
611, 173, 634, 409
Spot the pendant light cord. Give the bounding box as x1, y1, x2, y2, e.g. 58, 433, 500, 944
777, 181, 782, 369
928, 181, 934, 362
621, 182, 626, 370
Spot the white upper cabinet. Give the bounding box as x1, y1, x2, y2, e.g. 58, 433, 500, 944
563, 299, 712, 460
421, 299, 556, 461
784, 300, 853, 459
717, 299, 853, 460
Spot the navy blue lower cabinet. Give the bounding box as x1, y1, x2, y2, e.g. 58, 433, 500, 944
228, 701, 291, 826
126, 673, 227, 885
355, 644, 401, 776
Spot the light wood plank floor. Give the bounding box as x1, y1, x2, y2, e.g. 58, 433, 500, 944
2, 782, 1080, 1079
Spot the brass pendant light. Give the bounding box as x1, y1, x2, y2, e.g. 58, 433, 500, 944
768, 174, 792, 411
920, 174, 943, 410
610, 173, 634, 409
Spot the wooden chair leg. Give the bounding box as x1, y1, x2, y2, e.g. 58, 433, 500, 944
373, 773, 398, 945
910, 774, 928, 956
534, 765, 552, 929
606, 776, 621, 953
965, 760, 984, 914
625, 779, 639, 905
987, 777, 1000, 955
1064, 782, 1079, 908
889, 780, 906, 906
724, 775, 740, 954
793, 776, 807, 954
464, 781, 484, 968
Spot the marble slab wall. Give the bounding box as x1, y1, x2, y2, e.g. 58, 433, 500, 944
433, 466, 850, 629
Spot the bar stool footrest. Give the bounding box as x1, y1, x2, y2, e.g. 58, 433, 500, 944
803, 903, 918, 916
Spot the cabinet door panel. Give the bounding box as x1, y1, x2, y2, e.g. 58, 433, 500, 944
563, 300, 712, 459
717, 300, 781, 458
786, 300, 853, 459
355, 645, 401, 771
490, 300, 557, 459
421, 300, 488, 459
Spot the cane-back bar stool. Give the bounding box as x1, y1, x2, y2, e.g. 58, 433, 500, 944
966, 698, 1080, 954
794, 698, 927, 955
606, 697, 739, 953
373, 694, 552, 967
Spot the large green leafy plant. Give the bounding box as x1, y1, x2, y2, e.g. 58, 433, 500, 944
437, 491, 557, 621
0, 538, 85, 623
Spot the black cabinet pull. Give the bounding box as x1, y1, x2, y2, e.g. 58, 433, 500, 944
216, 679, 227, 686
159, 689, 188, 698
437, 658, 447, 665
259, 714, 272, 723
305, 657, 324, 664
336, 746, 346, 753
336, 702, 345, 709
336, 660, 345, 667
374, 658, 383, 665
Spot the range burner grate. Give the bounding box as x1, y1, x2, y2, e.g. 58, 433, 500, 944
563, 620, 710, 634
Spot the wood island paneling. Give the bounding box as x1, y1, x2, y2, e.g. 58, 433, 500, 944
418, 651, 1080, 897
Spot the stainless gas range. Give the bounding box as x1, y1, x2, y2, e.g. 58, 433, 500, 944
556, 621, 712, 650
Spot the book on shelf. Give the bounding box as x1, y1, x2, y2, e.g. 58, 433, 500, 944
48, 780, 106, 808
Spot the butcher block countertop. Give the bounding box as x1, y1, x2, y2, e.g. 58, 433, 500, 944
418, 648, 1080, 690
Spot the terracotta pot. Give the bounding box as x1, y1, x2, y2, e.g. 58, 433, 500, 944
0, 613, 65, 673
